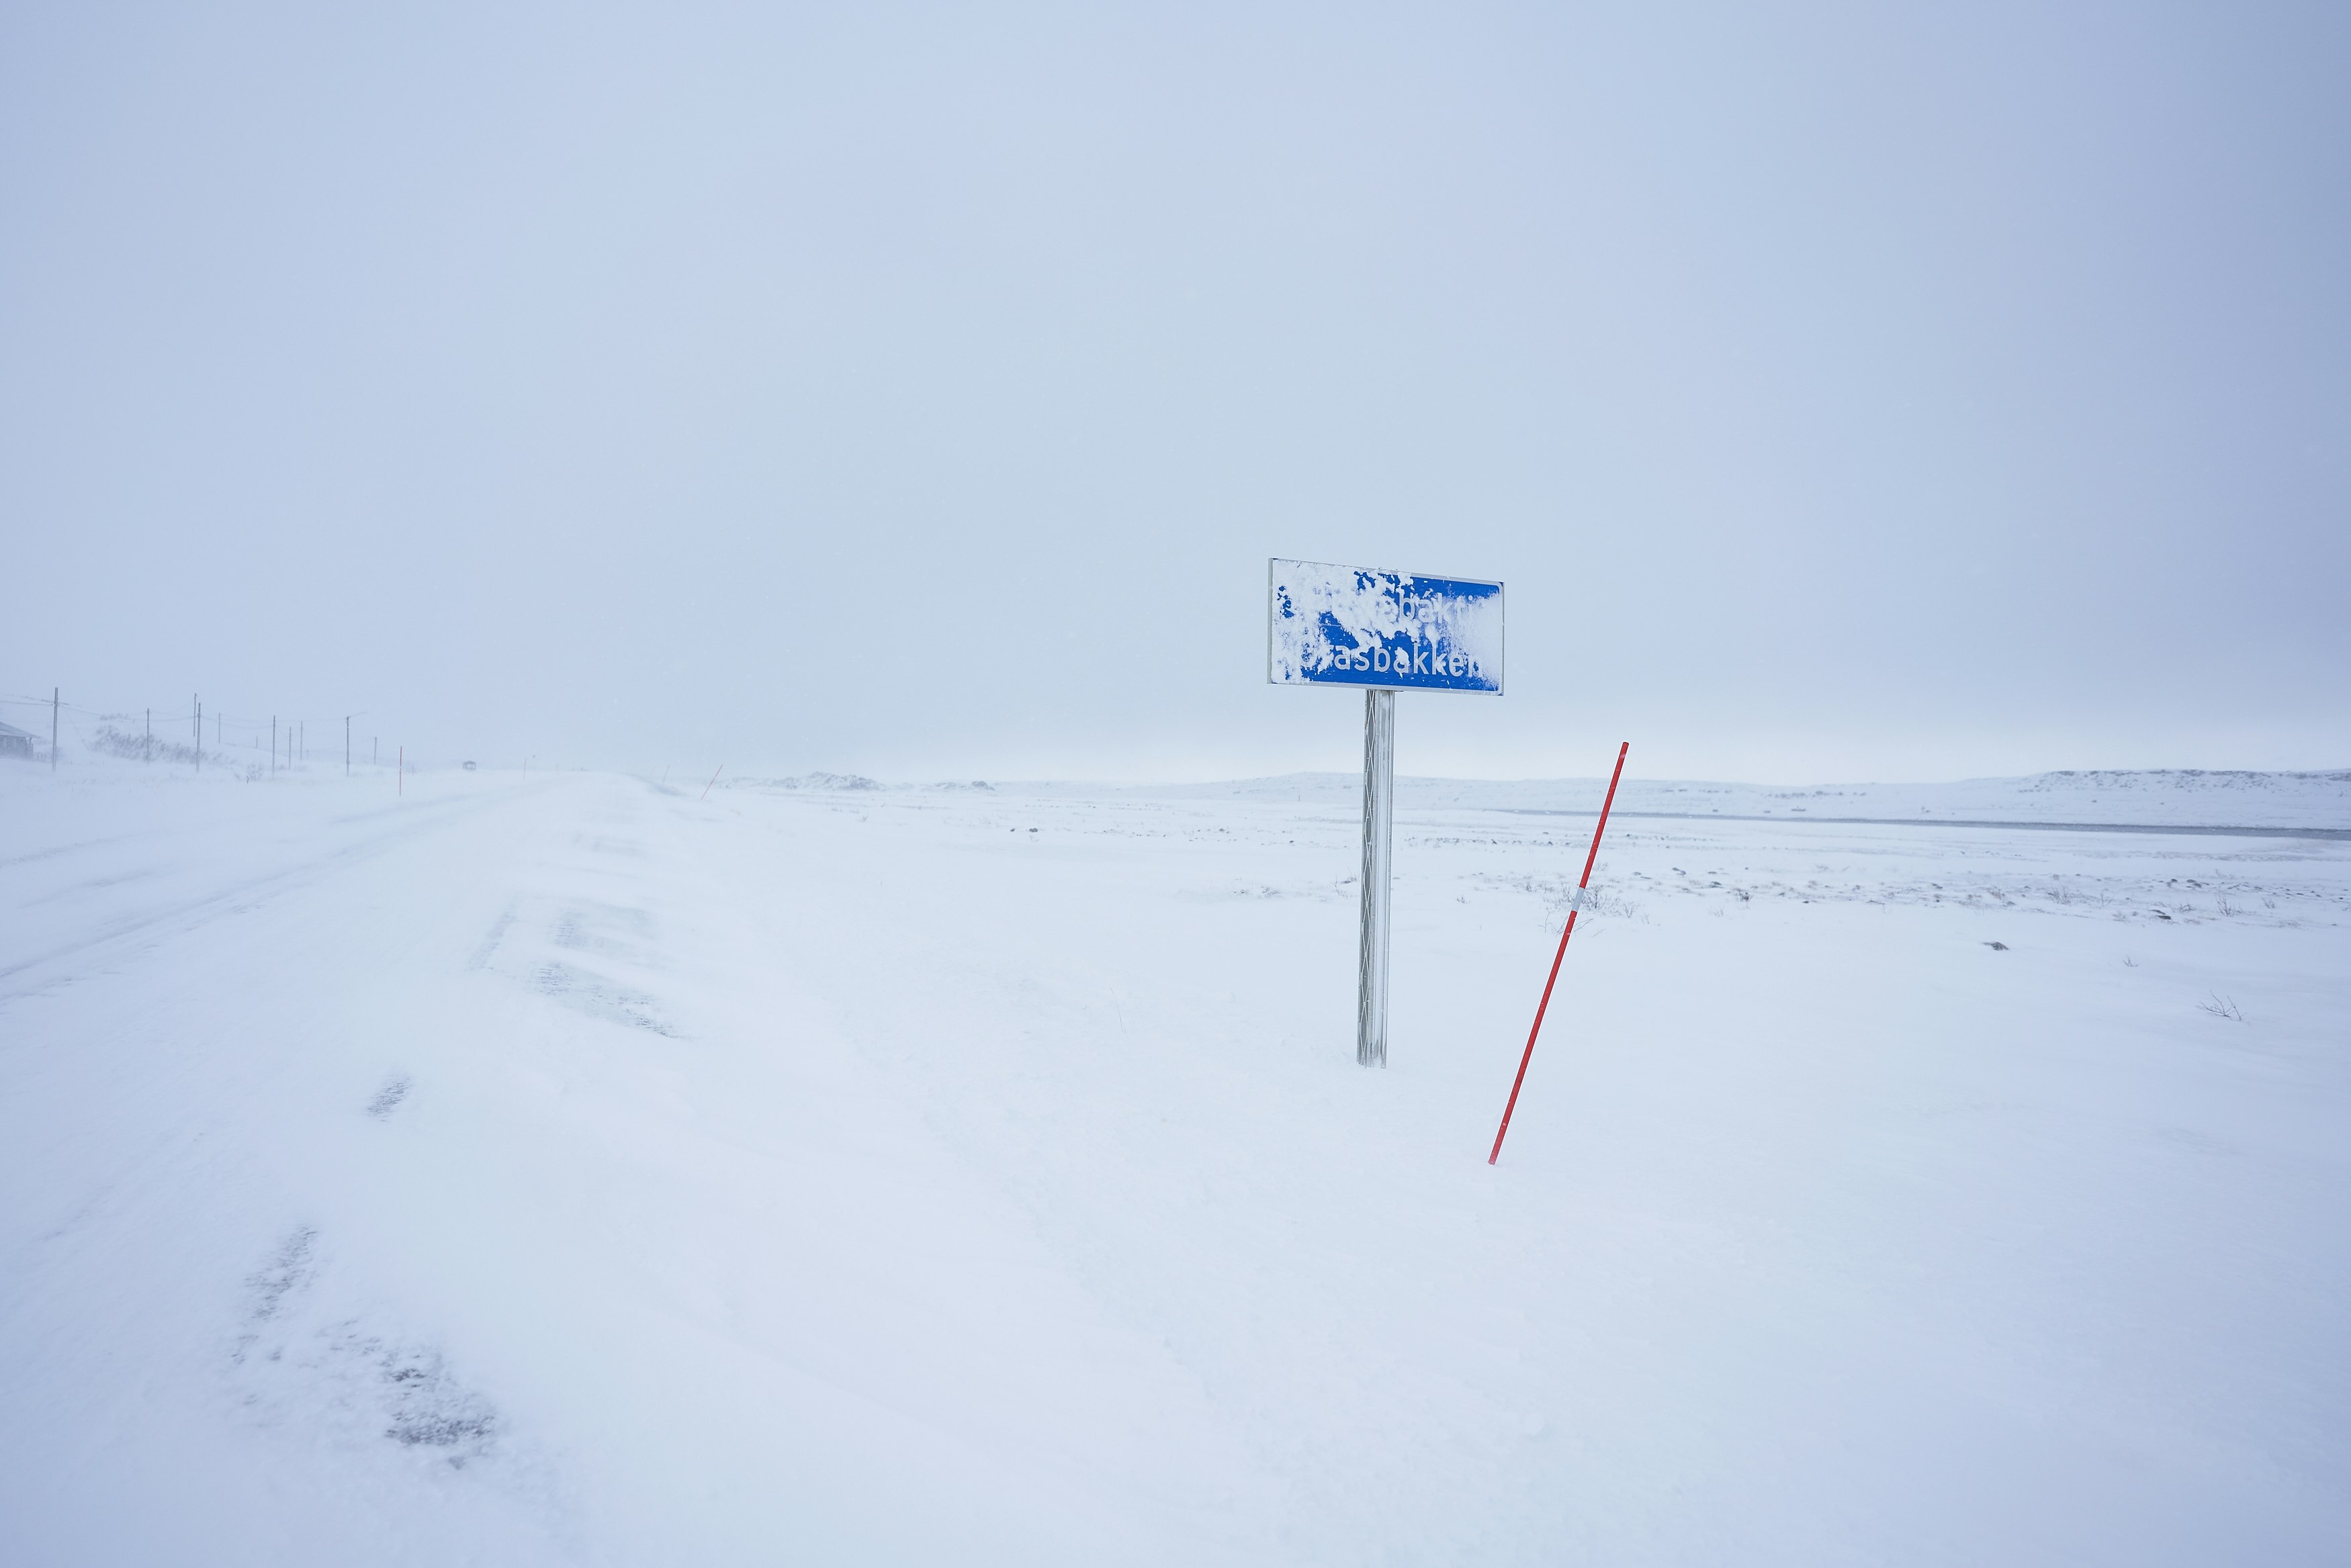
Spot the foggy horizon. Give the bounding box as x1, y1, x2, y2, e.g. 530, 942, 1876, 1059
5, 4, 2346, 786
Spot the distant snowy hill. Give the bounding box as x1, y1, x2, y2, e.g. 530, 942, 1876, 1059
952, 769, 2351, 831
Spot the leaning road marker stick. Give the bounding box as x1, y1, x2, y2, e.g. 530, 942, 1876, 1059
1488, 742, 1630, 1166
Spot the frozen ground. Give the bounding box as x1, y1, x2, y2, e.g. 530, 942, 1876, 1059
2, 758, 2347, 1564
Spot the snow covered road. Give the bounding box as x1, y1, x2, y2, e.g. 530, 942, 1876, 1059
3, 768, 2346, 1564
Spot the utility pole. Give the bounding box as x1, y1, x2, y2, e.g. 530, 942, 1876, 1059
372, 737, 378, 767
50, 688, 58, 772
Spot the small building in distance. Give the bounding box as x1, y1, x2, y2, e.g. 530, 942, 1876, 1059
0, 719, 39, 760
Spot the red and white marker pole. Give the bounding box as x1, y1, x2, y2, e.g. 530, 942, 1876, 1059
1488, 741, 1629, 1166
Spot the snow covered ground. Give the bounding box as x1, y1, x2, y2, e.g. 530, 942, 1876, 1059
3, 758, 2347, 1564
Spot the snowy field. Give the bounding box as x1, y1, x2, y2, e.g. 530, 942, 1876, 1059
3, 761, 2347, 1565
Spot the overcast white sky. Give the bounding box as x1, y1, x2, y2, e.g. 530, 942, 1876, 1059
3, 2, 2345, 783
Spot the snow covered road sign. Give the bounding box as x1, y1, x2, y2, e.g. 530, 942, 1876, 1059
1267, 560, 1503, 694
1268, 559, 1505, 1069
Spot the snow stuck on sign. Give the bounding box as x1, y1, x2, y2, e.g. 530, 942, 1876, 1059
1268, 558, 1503, 693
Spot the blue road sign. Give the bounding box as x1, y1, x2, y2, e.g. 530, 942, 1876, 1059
1267, 559, 1504, 694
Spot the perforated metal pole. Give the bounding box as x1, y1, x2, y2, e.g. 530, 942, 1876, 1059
1356, 688, 1396, 1067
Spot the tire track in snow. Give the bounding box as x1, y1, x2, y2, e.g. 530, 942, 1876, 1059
0, 825, 177, 873
0, 790, 519, 1002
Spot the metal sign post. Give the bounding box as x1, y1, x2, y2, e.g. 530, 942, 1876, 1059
1357, 688, 1395, 1064
1269, 559, 1503, 1067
